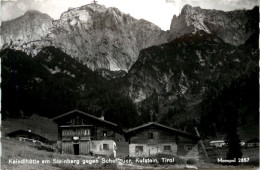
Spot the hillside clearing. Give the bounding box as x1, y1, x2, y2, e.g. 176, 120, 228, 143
2, 138, 259, 170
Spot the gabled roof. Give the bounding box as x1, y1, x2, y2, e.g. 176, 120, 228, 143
246, 138, 259, 143
60, 125, 93, 128
52, 109, 117, 127
125, 122, 200, 140
5, 129, 48, 142
210, 140, 225, 144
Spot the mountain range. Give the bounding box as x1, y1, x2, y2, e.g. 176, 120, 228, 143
1, 4, 168, 71
1, 4, 259, 137
170, 5, 258, 46
1, 4, 258, 72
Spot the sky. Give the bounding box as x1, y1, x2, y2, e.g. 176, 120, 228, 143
1, 0, 258, 30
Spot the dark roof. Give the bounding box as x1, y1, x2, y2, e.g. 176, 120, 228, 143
60, 125, 93, 128
5, 129, 49, 142
125, 122, 200, 140
52, 109, 117, 127
246, 138, 259, 143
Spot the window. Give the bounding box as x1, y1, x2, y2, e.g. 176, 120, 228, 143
148, 132, 153, 139
164, 145, 171, 151
184, 144, 193, 151
103, 131, 107, 137
135, 146, 143, 153
75, 116, 80, 125
84, 129, 90, 136
103, 144, 109, 150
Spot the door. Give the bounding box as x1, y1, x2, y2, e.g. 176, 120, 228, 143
148, 145, 158, 156
80, 141, 90, 155
73, 144, 80, 155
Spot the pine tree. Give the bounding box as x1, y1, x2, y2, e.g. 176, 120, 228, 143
225, 106, 242, 165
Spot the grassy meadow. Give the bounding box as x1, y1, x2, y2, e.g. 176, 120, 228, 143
1, 137, 259, 170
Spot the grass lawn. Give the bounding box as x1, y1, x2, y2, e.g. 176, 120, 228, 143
1, 136, 258, 170
1, 138, 117, 170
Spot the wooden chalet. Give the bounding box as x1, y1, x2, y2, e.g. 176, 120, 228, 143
5, 129, 49, 143
124, 122, 201, 160
52, 109, 118, 157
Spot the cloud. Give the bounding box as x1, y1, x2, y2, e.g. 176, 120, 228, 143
169, 0, 258, 11
2, 0, 42, 20
1, 0, 93, 21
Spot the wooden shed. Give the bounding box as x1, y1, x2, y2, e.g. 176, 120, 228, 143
209, 140, 226, 148
124, 122, 200, 160
5, 129, 49, 143
245, 138, 259, 147
52, 109, 118, 157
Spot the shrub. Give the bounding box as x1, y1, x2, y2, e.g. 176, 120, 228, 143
186, 158, 197, 165
35, 145, 54, 152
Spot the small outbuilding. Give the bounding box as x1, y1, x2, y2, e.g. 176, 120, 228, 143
245, 138, 259, 147
124, 122, 200, 160
209, 140, 226, 148
5, 129, 49, 143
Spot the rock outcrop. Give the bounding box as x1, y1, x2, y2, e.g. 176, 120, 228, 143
170, 5, 258, 46
125, 31, 258, 104
1, 10, 53, 55
1, 4, 168, 71
49, 4, 169, 71
1, 4, 258, 72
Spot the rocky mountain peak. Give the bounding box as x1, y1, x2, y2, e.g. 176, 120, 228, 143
48, 3, 169, 71
1, 10, 53, 55
170, 5, 258, 46
1, 3, 257, 73
181, 4, 203, 15
7, 10, 53, 25
180, 4, 194, 14
85, 3, 109, 12
1, 4, 168, 72
23, 10, 49, 17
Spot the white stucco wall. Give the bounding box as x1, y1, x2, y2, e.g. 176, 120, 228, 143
129, 143, 177, 157
91, 140, 116, 157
